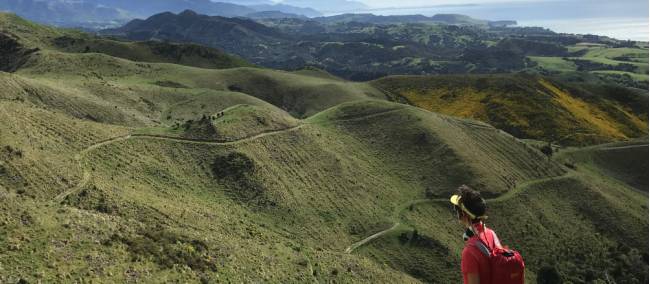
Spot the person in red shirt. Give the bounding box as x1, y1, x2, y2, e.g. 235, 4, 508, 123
450, 185, 504, 284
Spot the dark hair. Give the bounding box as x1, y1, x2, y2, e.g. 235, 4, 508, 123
457, 185, 486, 222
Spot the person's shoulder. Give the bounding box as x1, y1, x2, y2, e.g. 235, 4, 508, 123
481, 226, 497, 238
484, 226, 502, 248
463, 237, 482, 255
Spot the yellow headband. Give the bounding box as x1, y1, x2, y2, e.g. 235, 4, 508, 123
450, 194, 488, 220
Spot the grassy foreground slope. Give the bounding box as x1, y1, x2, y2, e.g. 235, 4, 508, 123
0, 95, 567, 282
374, 74, 648, 145
355, 141, 648, 283
0, 14, 647, 283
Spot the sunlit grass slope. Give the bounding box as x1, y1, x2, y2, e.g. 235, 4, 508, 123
374, 74, 648, 145
359, 152, 648, 283
0, 96, 567, 282
14, 49, 384, 119
555, 139, 649, 191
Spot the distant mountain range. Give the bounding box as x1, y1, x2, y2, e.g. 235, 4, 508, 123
217, 0, 274, 5
0, 0, 511, 30
246, 10, 309, 20
313, 13, 517, 27
281, 0, 368, 13
0, 0, 321, 28
249, 4, 321, 17
0, 0, 131, 28
101, 9, 646, 85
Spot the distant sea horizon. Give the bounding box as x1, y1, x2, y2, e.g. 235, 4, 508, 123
354, 1, 649, 41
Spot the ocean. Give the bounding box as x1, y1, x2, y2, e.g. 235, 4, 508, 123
359, 0, 649, 41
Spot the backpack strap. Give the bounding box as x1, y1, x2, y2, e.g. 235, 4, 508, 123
491, 229, 502, 248
473, 239, 491, 257
471, 227, 497, 257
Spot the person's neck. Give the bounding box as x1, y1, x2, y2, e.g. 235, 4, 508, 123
469, 222, 484, 235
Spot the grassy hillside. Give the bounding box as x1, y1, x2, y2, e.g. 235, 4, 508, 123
0, 14, 647, 283
373, 74, 648, 146
0, 12, 250, 71
368, 170, 648, 283
554, 139, 649, 191
529, 44, 649, 89
0, 94, 570, 282
0, 14, 384, 119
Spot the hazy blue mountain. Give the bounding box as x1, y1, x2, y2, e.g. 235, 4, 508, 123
0, 0, 131, 27
0, 0, 323, 28
250, 4, 322, 17
367, 0, 648, 41
0, 0, 258, 28
245, 10, 308, 19
82, 0, 255, 17
280, 0, 368, 13
313, 13, 516, 27
216, 0, 274, 5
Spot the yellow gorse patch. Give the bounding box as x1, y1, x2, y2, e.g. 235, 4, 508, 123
539, 79, 631, 140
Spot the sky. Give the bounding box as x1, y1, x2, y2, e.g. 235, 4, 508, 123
356, 0, 650, 10
356, 0, 535, 8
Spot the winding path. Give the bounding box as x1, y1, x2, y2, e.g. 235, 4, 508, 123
344, 223, 402, 253
52, 107, 406, 203
343, 173, 574, 253
52, 125, 305, 203
128, 125, 305, 146
53, 134, 133, 202
52, 105, 573, 255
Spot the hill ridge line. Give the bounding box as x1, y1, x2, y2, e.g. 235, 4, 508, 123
601, 144, 648, 150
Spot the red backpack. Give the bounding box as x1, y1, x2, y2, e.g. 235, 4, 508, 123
472, 231, 525, 284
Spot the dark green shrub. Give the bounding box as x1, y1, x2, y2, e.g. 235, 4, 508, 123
537, 266, 562, 284
211, 152, 274, 207
211, 152, 255, 180
398, 232, 410, 244
540, 144, 553, 158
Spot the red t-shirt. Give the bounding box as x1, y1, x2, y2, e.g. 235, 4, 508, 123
461, 224, 502, 284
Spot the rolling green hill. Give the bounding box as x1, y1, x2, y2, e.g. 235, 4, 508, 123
554, 139, 649, 191
373, 74, 648, 146
0, 12, 250, 71
0, 14, 647, 283
529, 44, 649, 89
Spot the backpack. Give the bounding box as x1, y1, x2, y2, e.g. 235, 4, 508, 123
472, 231, 525, 284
